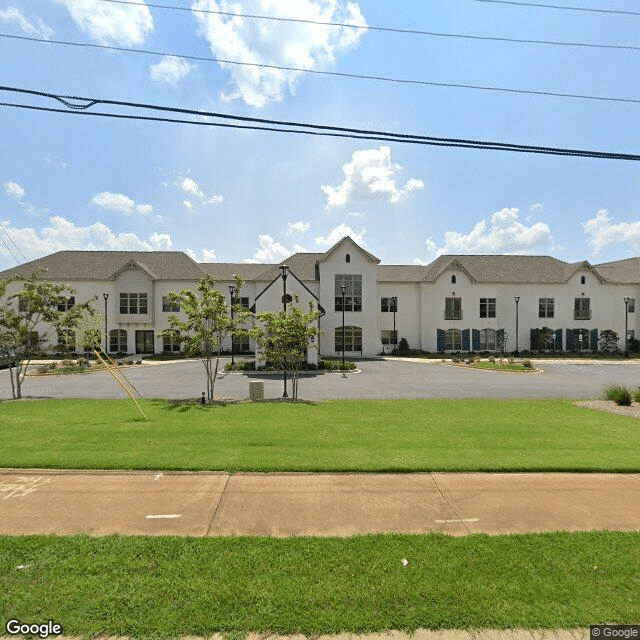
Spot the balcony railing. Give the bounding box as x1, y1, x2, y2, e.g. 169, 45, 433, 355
573, 310, 592, 320
444, 311, 463, 320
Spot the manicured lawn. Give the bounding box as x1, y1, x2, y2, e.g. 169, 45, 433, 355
1, 532, 637, 638
1, 398, 638, 472
471, 361, 534, 372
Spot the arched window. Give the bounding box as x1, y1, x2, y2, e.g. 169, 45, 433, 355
445, 328, 461, 351
109, 329, 127, 353
346, 253, 351, 263
581, 275, 586, 284
451, 275, 456, 284
335, 326, 362, 353
479, 328, 496, 350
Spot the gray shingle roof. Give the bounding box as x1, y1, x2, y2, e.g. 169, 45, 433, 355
594, 257, 640, 284
257, 253, 324, 282
423, 255, 584, 283
0, 251, 204, 281
198, 263, 275, 282
377, 265, 428, 282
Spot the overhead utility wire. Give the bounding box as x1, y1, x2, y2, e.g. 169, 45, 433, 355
0, 224, 28, 263
98, 0, 640, 51
0, 224, 23, 265
472, 0, 640, 17
1, 87, 639, 161
4, 33, 640, 106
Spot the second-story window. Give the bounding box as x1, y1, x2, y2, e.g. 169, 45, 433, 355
380, 297, 397, 312
57, 296, 75, 311
479, 298, 496, 318
445, 297, 462, 320
574, 298, 591, 320
120, 292, 148, 314
539, 298, 554, 318
162, 296, 180, 312
335, 275, 362, 312
629, 298, 636, 313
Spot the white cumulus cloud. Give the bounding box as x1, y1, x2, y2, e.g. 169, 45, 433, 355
286, 221, 310, 235
4, 181, 25, 200
422, 207, 553, 259
91, 191, 153, 215
150, 55, 196, 85
314, 223, 366, 248
178, 177, 223, 205
192, 0, 367, 108
185, 247, 217, 261
0, 216, 176, 267
583, 209, 640, 254
321, 146, 424, 209
54, 0, 153, 46
0, 6, 54, 39
244, 234, 292, 263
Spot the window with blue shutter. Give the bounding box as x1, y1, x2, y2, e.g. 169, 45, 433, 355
555, 329, 563, 351
462, 329, 470, 351
590, 328, 598, 352
566, 329, 574, 351
472, 329, 480, 351
437, 329, 445, 352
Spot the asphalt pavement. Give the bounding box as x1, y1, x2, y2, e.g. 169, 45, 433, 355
3, 357, 640, 401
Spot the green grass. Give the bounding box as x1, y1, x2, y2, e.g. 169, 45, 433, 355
1, 398, 639, 472
470, 361, 534, 372
1, 532, 638, 639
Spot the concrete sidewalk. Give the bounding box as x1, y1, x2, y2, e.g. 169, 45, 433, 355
1, 469, 638, 537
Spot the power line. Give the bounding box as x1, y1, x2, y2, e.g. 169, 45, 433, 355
4, 32, 640, 106
0, 223, 24, 265
98, 0, 640, 51
472, 0, 640, 17
1, 86, 639, 161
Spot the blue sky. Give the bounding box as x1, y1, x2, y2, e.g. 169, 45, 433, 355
1, 0, 640, 271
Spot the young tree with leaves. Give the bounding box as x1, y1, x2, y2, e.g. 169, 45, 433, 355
599, 329, 620, 354
159, 274, 247, 403
253, 298, 321, 401
0, 270, 96, 399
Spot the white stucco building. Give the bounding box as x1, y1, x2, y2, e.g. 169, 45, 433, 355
1, 236, 638, 356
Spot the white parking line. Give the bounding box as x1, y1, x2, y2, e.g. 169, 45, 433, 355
145, 514, 182, 519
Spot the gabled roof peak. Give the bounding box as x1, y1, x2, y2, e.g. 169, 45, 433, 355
318, 236, 380, 264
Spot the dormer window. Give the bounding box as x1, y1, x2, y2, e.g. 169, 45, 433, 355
581, 275, 586, 284
451, 275, 456, 284
346, 253, 351, 263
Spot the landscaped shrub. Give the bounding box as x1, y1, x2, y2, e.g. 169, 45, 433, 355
319, 359, 356, 371
633, 387, 640, 404
603, 384, 632, 406
522, 360, 533, 368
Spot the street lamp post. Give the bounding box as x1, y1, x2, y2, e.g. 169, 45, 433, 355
514, 296, 520, 355
103, 292, 108, 354
624, 296, 630, 356
280, 265, 289, 398
341, 285, 347, 377
392, 296, 398, 353
228, 284, 236, 365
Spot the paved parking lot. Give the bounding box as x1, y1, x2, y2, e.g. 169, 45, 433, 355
2, 357, 640, 401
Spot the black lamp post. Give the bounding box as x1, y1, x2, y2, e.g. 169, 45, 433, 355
341, 285, 346, 377
392, 296, 398, 351
624, 296, 630, 356
103, 292, 108, 354
280, 264, 289, 398
514, 296, 520, 355
228, 284, 236, 365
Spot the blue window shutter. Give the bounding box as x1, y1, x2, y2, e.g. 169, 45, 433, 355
496, 328, 504, 349
437, 329, 445, 351
462, 329, 470, 351
555, 329, 563, 351
530, 328, 539, 350
590, 328, 598, 352
472, 329, 480, 351
566, 329, 574, 351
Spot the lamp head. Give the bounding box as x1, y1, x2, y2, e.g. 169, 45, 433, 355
103, 292, 109, 300
279, 264, 289, 278
229, 284, 236, 295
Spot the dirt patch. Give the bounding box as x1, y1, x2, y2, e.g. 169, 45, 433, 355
576, 399, 640, 419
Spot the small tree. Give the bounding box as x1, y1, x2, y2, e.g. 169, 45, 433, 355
599, 329, 620, 354
159, 274, 247, 403
539, 326, 555, 352
0, 270, 95, 399
253, 299, 321, 401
